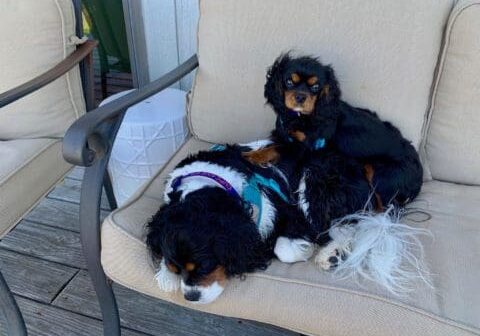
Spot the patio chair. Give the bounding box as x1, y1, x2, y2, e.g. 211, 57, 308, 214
63, 1, 480, 335
0, 1, 107, 334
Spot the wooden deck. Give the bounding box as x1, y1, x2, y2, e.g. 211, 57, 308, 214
91, 46, 134, 107
0, 167, 300, 336
93, 71, 134, 107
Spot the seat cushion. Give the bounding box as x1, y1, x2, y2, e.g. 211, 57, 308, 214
0, 139, 72, 237
0, 0, 86, 139
101, 138, 480, 336
188, 0, 453, 147
425, 0, 480, 185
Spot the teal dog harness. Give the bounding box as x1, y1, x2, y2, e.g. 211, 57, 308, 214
169, 144, 292, 226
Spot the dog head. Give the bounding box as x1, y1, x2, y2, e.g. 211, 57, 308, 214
264, 53, 341, 115
147, 187, 270, 304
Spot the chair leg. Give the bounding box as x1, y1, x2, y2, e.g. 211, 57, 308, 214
0, 270, 27, 336
103, 171, 118, 210
81, 157, 121, 336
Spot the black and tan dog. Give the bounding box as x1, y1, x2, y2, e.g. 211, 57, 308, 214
244, 54, 424, 272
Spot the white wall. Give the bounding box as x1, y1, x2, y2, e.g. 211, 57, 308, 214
141, 0, 199, 91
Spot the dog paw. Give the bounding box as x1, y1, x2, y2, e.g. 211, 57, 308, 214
154, 261, 180, 292
288, 130, 306, 142
274, 237, 314, 263
315, 241, 350, 271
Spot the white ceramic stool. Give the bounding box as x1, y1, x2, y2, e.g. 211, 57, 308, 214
103, 88, 188, 206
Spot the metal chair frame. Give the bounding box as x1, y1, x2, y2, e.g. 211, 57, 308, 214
0, 1, 106, 334
63, 55, 198, 335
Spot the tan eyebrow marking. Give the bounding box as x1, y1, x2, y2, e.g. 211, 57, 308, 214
307, 76, 318, 85
166, 263, 179, 273
291, 73, 301, 83
185, 262, 196, 272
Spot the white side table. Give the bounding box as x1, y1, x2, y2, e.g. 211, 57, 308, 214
103, 88, 188, 206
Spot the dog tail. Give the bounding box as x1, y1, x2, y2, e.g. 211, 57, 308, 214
329, 205, 432, 295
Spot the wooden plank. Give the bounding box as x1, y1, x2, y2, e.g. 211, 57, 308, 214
106, 72, 134, 81
94, 74, 133, 85
0, 221, 86, 269
47, 178, 111, 211
53, 271, 298, 336
66, 166, 85, 181
25, 197, 109, 233
95, 86, 130, 96
94, 78, 133, 89
14, 296, 147, 336
0, 249, 77, 303
175, 0, 199, 91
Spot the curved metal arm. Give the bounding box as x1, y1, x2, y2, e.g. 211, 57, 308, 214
67, 54, 198, 336
62, 54, 199, 167
0, 40, 98, 108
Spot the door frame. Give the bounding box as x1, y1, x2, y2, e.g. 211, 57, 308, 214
122, 0, 150, 88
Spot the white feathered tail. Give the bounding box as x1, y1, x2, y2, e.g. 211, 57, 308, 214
327, 205, 432, 295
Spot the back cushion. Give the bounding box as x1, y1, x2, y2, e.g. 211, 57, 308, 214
425, 0, 480, 185
0, 0, 86, 139
189, 0, 453, 147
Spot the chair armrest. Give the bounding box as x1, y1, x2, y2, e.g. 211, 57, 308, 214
62, 54, 199, 167
0, 40, 98, 108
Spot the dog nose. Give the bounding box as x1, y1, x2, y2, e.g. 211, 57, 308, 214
184, 290, 201, 302
295, 93, 307, 104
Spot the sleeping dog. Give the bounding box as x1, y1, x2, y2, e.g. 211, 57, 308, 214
146, 142, 315, 304
244, 54, 426, 290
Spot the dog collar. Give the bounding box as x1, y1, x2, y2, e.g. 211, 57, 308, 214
170, 171, 289, 205
314, 138, 326, 149
171, 172, 241, 199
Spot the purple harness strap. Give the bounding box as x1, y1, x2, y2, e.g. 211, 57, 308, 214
171, 172, 241, 199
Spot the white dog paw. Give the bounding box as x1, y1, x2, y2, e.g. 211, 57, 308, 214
274, 237, 314, 263
315, 240, 351, 271
154, 260, 180, 292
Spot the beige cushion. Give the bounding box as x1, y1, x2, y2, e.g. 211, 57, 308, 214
189, 0, 453, 147
0, 0, 86, 140
101, 138, 480, 336
0, 139, 71, 238
425, 0, 480, 185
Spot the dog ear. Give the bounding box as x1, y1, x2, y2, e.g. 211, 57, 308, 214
146, 203, 181, 259
146, 207, 167, 259
264, 53, 291, 112
213, 208, 271, 276
319, 65, 341, 104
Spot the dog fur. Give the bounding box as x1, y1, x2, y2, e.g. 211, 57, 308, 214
146, 143, 315, 303
246, 54, 427, 291
254, 53, 424, 234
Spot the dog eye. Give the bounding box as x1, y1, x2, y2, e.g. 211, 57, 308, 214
310, 84, 320, 93
285, 79, 294, 88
